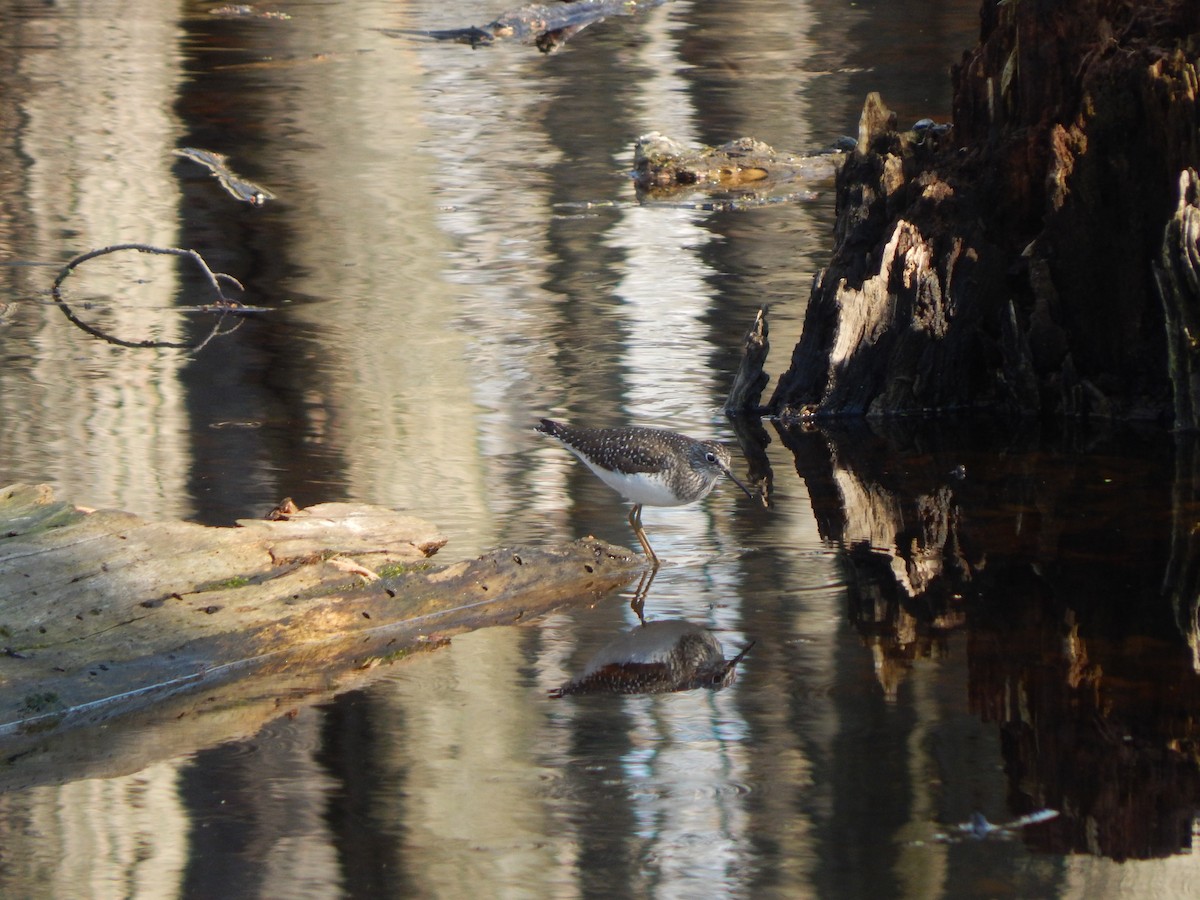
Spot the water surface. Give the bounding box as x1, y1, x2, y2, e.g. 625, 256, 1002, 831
3, 1, 1195, 897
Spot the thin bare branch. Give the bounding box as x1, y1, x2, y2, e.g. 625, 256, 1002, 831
51, 243, 254, 351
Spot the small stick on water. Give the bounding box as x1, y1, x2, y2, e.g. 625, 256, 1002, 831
51, 242, 254, 351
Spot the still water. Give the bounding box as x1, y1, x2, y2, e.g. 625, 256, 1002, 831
2, 0, 1198, 897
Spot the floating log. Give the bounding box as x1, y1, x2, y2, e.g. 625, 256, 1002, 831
174, 147, 276, 206
379, 0, 668, 53
633, 132, 845, 204
0, 483, 642, 789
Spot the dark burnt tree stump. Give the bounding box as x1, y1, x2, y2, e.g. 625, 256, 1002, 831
770, 0, 1200, 423
1155, 169, 1200, 430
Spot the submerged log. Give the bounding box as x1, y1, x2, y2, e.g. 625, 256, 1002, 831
633, 132, 845, 204
771, 1, 1200, 422
174, 147, 275, 206
379, 0, 668, 53
0, 483, 642, 788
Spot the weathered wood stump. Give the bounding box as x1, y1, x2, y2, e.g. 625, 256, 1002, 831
724, 307, 771, 415
1155, 168, 1200, 430
770, 1, 1200, 422
0, 483, 643, 789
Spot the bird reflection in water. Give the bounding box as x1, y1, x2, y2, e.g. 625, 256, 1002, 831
550, 617, 754, 697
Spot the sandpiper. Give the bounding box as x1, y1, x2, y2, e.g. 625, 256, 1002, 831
536, 418, 754, 566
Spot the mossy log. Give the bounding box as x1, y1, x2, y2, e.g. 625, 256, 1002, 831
0, 484, 642, 788
633, 132, 844, 203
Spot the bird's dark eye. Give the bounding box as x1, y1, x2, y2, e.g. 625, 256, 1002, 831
705, 452, 718, 463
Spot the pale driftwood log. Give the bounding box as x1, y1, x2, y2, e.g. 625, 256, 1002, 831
0, 483, 642, 789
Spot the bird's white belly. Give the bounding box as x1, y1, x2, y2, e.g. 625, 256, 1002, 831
580, 458, 694, 506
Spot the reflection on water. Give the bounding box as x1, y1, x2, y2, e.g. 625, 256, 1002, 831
549, 616, 753, 696
796, 420, 1200, 869
3, 0, 1197, 896
6, 424, 1200, 896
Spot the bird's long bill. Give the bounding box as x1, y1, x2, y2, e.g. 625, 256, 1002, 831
717, 640, 756, 688
722, 465, 755, 500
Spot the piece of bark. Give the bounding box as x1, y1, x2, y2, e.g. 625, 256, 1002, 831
725, 307, 771, 415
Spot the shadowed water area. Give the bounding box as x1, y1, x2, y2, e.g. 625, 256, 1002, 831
2, 0, 1199, 897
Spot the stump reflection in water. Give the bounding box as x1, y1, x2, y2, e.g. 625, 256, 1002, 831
779, 418, 1200, 861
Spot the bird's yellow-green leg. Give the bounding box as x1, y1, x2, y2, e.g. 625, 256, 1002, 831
628, 503, 660, 567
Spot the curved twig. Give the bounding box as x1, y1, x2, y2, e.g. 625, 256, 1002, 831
51, 243, 252, 351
